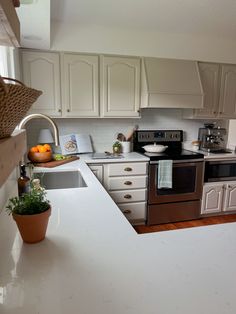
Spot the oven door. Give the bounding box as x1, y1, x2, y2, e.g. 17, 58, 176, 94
148, 160, 204, 204
205, 160, 236, 182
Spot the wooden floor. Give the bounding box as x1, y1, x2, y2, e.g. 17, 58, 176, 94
134, 214, 236, 234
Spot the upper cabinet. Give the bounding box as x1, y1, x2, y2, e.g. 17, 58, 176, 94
141, 58, 204, 109
100, 56, 140, 117
21, 50, 62, 117
218, 65, 236, 118
20, 50, 141, 118
62, 53, 99, 117
183, 62, 236, 119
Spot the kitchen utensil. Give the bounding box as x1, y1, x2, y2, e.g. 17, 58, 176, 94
117, 133, 126, 141
126, 125, 139, 142
142, 143, 168, 153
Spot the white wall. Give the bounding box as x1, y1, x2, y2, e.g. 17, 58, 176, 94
26, 109, 226, 153
228, 120, 236, 150
51, 22, 236, 64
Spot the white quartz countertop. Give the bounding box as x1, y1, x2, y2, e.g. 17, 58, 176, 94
1, 153, 236, 314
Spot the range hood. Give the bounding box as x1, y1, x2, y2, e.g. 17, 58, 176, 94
141, 57, 204, 108
0, 0, 20, 47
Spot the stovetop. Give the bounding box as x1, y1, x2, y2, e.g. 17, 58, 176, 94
133, 130, 204, 161
142, 149, 204, 161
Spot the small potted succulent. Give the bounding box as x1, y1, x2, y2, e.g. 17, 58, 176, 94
112, 141, 122, 154
6, 179, 51, 244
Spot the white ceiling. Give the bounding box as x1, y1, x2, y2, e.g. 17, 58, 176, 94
51, 0, 236, 40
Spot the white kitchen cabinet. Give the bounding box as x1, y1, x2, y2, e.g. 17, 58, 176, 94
100, 56, 141, 117
21, 50, 62, 117
201, 181, 236, 215
223, 182, 236, 212
88, 164, 103, 183
201, 183, 224, 214
103, 162, 148, 225
218, 65, 236, 118
183, 62, 236, 119
62, 53, 99, 117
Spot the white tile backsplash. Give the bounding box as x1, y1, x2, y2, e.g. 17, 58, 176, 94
26, 109, 227, 152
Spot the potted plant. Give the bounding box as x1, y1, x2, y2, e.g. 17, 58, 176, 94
112, 141, 122, 154
6, 179, 51, 244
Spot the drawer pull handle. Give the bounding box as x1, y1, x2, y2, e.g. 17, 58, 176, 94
124, 194, 132, 199
124, 181, 132, 185
122, 209, 132, 214
124, 167, 132, 172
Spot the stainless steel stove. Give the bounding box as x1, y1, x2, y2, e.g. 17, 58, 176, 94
133, 130, 204, 225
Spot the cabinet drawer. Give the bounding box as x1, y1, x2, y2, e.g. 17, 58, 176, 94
107, 176, 147, 190
109, 189, 147, 203
118, 202, 146, 222
107, 162, 147, 176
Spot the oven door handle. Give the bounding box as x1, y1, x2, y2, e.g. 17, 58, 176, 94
207, 160, 236, 165
150, 159, 204, 164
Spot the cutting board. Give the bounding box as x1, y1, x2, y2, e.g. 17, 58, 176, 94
34, 156, 80, 168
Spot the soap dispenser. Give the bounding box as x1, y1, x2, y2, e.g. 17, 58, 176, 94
18, 164, 30, 196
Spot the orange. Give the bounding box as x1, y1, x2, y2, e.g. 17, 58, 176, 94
30, 146, 39, 153
37, 145, 47, 153
43, 144, 51, 152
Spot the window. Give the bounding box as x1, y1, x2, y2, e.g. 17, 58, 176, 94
0, 46, 9, 76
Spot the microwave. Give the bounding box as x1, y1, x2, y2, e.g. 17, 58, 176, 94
204, 159, 236, 182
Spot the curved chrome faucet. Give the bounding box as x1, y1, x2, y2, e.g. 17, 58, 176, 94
18, 113, 59, 146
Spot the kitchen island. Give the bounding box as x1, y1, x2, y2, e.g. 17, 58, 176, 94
1, 155, 236, 314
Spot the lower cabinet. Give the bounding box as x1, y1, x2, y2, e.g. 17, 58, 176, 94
88, 162, 148, 225
104, 162, 148, 225
201, 181, 236, 215
88, 164, 104, 183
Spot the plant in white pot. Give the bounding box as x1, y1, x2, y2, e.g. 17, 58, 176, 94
6, 179, 51, 244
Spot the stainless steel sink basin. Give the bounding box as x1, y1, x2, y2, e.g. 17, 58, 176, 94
33, 171, 87, 190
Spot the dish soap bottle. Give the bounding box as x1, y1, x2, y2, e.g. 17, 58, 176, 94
18, 164, 30, 196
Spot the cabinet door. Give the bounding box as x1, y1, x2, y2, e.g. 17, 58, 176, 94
223, 182, 236, 212
201, 183, 224, 214
21, 50, 62, 117
62, 54, 99, 117
88, 165, 103, 183
101, 56, 140, 117
194, 63, 220, 118
218, 65, 236, 118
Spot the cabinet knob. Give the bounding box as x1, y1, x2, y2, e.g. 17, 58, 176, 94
124, 194, 132, 199
124, 181, 132, 185
67, 109, 70, 112
219, 112, 222, 114
124, 167, 132, 172
58, 109, 62, 113
228, 185, 232, 189
122, 209, 132, 214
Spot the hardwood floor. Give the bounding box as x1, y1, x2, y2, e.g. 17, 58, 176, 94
134, 214, 236, 234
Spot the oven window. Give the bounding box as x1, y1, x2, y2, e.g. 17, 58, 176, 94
156, 165, 196, 195
205, 163, 236, 181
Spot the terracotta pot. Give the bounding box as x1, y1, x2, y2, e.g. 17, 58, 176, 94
13, 207, 51, 244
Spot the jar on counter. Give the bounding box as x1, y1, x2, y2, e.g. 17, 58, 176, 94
191, 140, 200, 151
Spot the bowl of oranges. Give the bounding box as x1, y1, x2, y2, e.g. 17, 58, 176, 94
28, 144, 53, 163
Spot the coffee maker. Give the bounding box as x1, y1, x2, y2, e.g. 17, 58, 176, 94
198, 123, 230, 153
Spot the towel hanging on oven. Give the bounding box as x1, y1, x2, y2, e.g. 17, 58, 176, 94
157, 160, 173, 189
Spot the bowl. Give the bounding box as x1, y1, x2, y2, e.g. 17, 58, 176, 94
28, 151, 53, 163
142, 144, 168, 153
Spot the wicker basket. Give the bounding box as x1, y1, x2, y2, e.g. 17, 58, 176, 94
0, 76, 42, 139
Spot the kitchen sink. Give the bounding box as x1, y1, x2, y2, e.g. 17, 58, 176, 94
33, 170, 87, 190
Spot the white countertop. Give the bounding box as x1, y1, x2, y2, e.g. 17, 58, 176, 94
1, 153, 236, 314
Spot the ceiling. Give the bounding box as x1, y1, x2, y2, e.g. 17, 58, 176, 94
51, 0, 236, 40
17, 0, 236, 49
